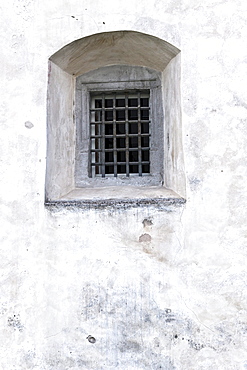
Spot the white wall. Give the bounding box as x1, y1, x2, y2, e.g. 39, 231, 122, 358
1, 1, 247, 369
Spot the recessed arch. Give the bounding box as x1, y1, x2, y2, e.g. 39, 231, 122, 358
49, 31, 180, 76
45, 31, 185, 202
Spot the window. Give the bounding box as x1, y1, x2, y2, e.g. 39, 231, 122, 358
90, 91, 150, 177
75, 65, 164, 188
46, 31, 186, 204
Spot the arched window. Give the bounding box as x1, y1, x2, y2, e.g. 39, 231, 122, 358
45, 31, 185, 206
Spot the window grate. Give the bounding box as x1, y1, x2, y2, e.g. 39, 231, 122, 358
90, 91, 150, 177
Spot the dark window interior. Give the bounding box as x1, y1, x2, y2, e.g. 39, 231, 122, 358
90, 91, 150, 177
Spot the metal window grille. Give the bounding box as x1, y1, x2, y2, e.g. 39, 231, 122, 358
90, 91, 150, 177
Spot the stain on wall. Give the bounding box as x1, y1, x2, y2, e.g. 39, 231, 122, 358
1, 0, 247, 369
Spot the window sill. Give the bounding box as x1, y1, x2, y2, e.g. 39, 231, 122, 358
45, 186, 186, 210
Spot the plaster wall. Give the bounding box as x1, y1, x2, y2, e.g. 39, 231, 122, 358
1, 0, 247, 369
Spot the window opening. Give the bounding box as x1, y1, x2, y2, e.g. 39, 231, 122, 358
90, 90, 150, 177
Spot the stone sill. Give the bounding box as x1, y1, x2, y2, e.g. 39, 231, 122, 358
45, 186, 186, 210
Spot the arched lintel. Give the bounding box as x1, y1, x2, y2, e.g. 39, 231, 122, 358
49, 30, 180, 76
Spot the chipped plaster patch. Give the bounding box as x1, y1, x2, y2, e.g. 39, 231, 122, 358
25, 121, 34, 129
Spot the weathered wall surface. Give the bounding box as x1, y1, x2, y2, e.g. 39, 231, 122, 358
1, 0, 247, 369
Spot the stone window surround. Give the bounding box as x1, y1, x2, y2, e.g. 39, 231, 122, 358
45, 31, 186, 208
75, 65, 164, 188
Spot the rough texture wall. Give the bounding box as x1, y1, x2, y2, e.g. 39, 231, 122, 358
1, 1, 247, 369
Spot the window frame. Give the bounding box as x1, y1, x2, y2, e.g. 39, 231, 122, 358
89, 90, 151, 178
75, 65, 164, 188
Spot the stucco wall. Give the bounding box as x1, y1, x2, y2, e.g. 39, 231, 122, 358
1, 1, 247, 369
